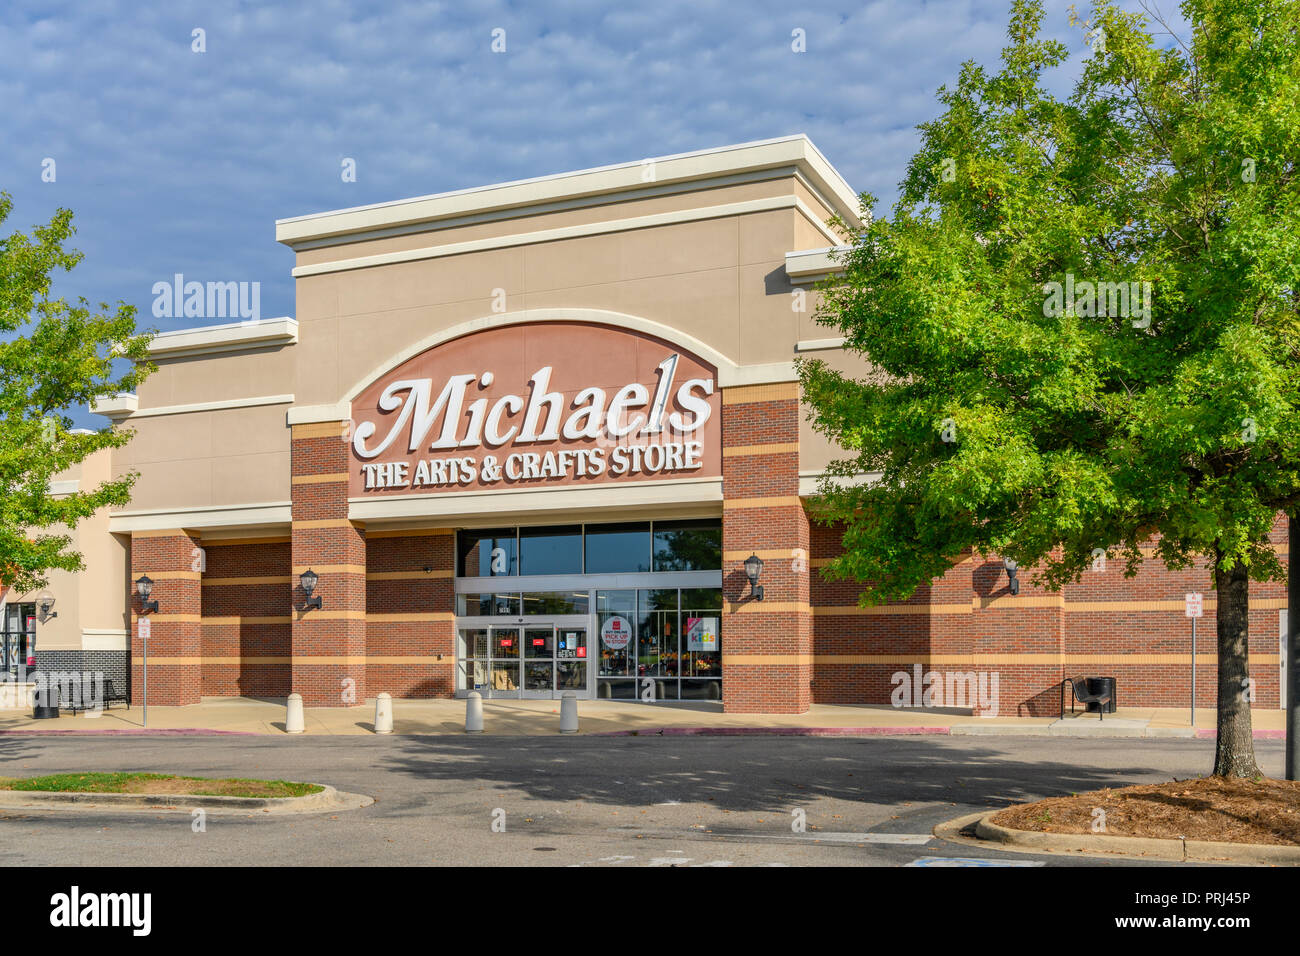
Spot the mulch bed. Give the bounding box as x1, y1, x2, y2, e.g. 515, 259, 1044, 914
992, 776, 1300, 846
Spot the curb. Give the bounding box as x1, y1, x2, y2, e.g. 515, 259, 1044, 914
0, 728, 256, 736
0, 784, 373, 815
970, 811, 1300, 864
589, 726, 952, 737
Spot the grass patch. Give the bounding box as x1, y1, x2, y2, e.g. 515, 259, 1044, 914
0, 772, 323, 798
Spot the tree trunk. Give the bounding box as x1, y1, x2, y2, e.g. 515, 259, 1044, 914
1213, 555, 1262, 777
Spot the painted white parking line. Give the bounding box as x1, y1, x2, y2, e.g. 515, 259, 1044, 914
721, 831, 934, 845
906, 856, 1044, 867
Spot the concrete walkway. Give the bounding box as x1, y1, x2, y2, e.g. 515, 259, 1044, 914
0, 698, 1285, 737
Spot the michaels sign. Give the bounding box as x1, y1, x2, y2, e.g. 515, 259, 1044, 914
348, 323, 721, 494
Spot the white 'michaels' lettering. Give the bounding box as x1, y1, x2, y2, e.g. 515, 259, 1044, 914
518, 366, 564, 442
563, 386, 607, 439
643, 354, 678, 434
669, 378, 714, 432
353, 353, 713, 457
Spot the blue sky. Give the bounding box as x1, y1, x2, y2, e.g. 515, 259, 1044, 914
0, 0, 1180, 400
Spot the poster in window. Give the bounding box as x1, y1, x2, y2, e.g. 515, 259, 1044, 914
686, 617, 718, 652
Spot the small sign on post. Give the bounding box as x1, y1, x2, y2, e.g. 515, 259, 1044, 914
1185, 593, 1203, 728
138, 617, 151, 727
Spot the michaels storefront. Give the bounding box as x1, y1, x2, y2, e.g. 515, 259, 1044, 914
454, 521, 722, 700
346, 318, 727, 701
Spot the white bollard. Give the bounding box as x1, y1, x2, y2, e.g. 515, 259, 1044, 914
465, 691, 484, 733
374, 692, 393, 734
559, 691, 578, 734
285, 693, 305, 734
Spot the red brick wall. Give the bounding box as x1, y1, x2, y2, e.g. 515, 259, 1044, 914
129, 530, 203, 705
290, 422, 367, 706
366, 530, 455, 697
199, 538, 291, 697
720, 382, 812, 714
810, 515, 1288, 714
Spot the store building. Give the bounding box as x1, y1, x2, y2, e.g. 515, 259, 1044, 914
7, 135, 1288, 716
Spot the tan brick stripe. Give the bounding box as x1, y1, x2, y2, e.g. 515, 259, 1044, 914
202, 576, 293, 586
722, 442, 800, 458
291, 422, 349, 439
727, 654, 815, 665
723, 548, 802, 561
812, 653, 1280, 665
366, 612, 455, 622
292, 472, 349, 484
723, 496, 802, 510
146, 570, 202, 581
202, 616, 293, 625
365, 528, 454, 538
722, 383, 799, 404
152, 655, 453, 665
809, 598, 1290, 616
131, 528, 188, 539
202, 536, 291, 547
292, 519, 357, 529
727, 601, 809, 614
366, 570, 454, 580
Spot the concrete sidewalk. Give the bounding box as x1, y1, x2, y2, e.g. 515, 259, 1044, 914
0, 697, 1284, 738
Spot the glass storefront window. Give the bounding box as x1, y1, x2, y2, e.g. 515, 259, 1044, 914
595, 589, 636, 685
519, 525, 583, 575
456, 593, 522, 616
680, 588, 722, 680
653, 520, 722, 572
584, 522, 651, 573
637, 589, 678, 680
521, 591, 590, 615
457, 529, 518, 576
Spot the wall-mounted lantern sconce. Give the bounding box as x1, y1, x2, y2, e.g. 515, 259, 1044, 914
298, 569, 322, 611
36, 592, 57, 623
135, 575, 159, 614
1004, 558, 1020, 596
744, 553, 765, 601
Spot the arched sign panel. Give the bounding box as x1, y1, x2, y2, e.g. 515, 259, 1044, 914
348, 321, 721, 498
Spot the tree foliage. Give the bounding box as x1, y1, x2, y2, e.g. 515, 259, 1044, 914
801, 0, 1299, 775
0, 193, 153, 594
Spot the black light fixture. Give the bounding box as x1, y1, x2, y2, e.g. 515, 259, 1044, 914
298, 569, 322, 611
1004, 558, 1020, 596
744, 553, 765, 601
36, 592, 57, 623
135, 575, 159, 614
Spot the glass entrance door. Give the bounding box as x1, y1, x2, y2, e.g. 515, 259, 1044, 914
456, 616, 592, 699
488, 625, 520, 697
522, 626, 555, 698
555, 626, 588, 697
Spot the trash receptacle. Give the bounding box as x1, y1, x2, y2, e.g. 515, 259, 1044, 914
33, 686, 60, 719
1085, 676, 1116, 714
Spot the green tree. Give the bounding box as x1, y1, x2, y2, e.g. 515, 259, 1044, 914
800, 0, 1299, 776
0, 193, 153, 595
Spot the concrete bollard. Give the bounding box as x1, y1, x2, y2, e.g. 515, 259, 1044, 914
559, 691, 578, 734
465, 691, 484, 733
374, 692, 393, 734
286, 693, 305, 734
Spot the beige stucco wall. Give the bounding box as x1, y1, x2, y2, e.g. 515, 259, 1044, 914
110, 162, 865, 518
7, 447, 129, 651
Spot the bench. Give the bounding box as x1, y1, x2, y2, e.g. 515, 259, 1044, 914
60, 678, 129, 713
1061, 675, 1113, 720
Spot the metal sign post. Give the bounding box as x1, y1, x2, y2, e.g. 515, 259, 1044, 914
1186, 592, 1203, 728
139, 616, 150, 728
